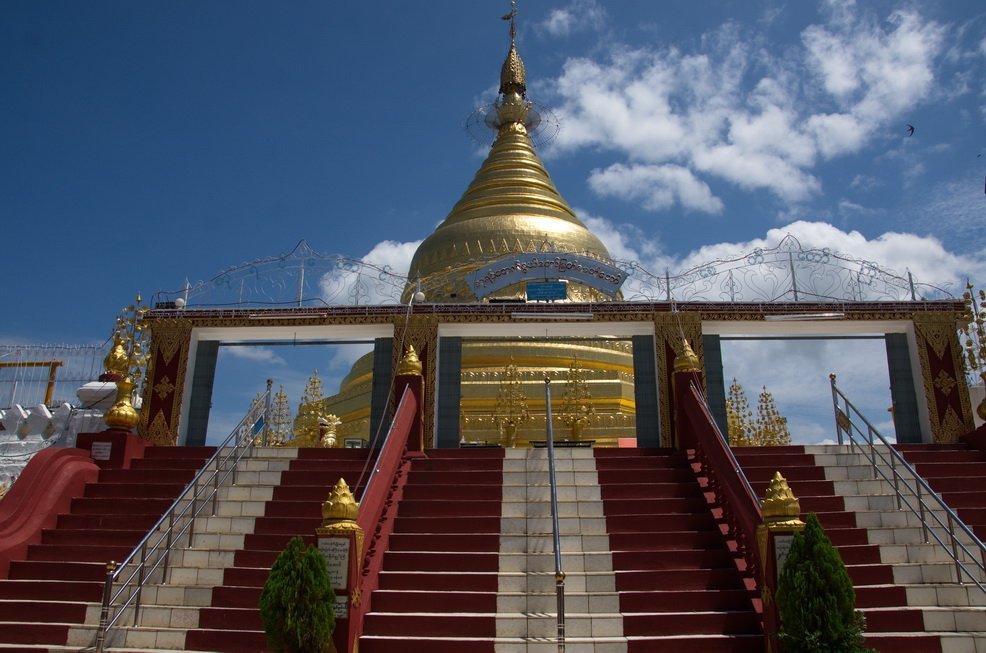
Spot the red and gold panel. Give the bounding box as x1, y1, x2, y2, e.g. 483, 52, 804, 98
913, 314, 973, 442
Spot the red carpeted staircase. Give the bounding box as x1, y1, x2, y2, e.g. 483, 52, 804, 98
358, 448, 504, 653
0, 445, 215, 649
595, 448, 764, 652
183, 448, 371, 653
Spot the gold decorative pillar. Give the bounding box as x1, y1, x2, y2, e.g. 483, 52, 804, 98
141, 318, 193, 445
912, 313, 974, 442
393, 315, 438, 448
757, 472, 805, 652
316, 478, 364, 653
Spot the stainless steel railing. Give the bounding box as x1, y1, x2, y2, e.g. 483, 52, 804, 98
93, 381, 273, 652
829, 374, 986, 592
543, 378, 565, 652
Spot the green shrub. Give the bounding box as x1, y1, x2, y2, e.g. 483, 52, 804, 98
260, 536, 336, 653
776, 513, 872, 652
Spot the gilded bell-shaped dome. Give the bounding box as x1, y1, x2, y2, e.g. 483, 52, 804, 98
404, 27, 613, 304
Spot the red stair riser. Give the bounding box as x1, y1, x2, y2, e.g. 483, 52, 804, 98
381, 551, 499, 572
362, 613, 495, 637
197, 606, 264, 630
0, 579, 102, 601
393, 516, 502, 534
371, 590, 497, 612
616, 567, 743, 592
619, 589, 752, 612
622, 611, 760, 636
387, 534, 500, 552
0, 623, 71, 645
395, 500, 502, 518
377, 571, 498, 592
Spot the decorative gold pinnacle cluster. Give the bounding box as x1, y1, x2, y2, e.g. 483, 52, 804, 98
103, 295, 151, 431
726, 379, 791, 447
561, 358, 594, 438
493, 358, 531, 446
104, 296, 150, 382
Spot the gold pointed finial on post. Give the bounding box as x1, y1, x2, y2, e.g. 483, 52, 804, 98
761, 471, 805, 531
397, 344, 423, 377
317, 478, 361, 534
673, 338, 702, 373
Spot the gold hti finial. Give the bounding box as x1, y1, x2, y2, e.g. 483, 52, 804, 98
674, 339, 702, 373
499, 0, 526, 98
761, 472, 805, 530
397, 344, 423, 376
318, 478, 361, 533
103, 295, 150, 431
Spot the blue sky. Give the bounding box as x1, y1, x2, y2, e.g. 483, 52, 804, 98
2, 1, 984, 442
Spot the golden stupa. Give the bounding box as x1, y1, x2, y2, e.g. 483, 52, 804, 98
322, 13, 636, 448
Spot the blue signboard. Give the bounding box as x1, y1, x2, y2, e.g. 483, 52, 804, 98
526, 281, 568, 302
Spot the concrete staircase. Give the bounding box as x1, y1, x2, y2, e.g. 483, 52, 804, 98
734, 444, 986, 653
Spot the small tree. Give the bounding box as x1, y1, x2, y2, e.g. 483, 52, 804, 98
776, 513, 871, 652
260, 536, 336, 653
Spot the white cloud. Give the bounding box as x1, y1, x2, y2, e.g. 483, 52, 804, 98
573, 213, 984, 300
538, 0, 606, 38
318, 239, 420, 305
220, 346, 286, 365
588, 163, 724, 213
545, 3, 948, 212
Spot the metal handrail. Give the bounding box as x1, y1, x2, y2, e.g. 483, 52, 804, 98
93, 381, 273, 652
829, 374, 986, 592
543, 379, 565, 652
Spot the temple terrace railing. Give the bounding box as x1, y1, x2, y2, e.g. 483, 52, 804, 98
150, 236, 956, 309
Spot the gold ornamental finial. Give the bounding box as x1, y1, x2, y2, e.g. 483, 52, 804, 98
318, 478, 361, 533
761, 471, 804, 530
397, 344, 423, 376
674, 339, 702, 373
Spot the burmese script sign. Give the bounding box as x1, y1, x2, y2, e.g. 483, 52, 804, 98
466, 253, 626, 299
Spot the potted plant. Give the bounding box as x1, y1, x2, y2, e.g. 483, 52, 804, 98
776, 513, 872, 652
260, 536, 337, 653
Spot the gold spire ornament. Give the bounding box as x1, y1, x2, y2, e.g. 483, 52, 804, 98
103, 296, 150, 431
293, 371, 329, 447
727, 380, 792, 447
493, 358, 531, 447
756, 386, 792, 446
561, 358, 594, 438
726, 378, 755, 446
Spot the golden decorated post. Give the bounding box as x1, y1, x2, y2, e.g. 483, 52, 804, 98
757, 472, 805, 652
316, 478, 364, 653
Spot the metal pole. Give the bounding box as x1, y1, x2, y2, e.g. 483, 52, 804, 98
544, 378, 565, 652
94, 561, 117, 653
262, 379, 273, 446
829, 374, 843, 445
917, 482, 928, 543
947, 512, 962, 583
908, 271, 916, 301
788, 252, 799, 301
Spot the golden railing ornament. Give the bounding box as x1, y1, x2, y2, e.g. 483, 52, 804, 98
761, 472, 805, 531
674, 338, 702, 373
397, 344, 423, 377
317, 478, 361, 534
103, 296, 150, 431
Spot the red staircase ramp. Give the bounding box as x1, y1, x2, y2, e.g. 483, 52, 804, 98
0, 444, 215, 648
185, 448, 373, 653
594, 448, 764, 651
357, 449, 504, 653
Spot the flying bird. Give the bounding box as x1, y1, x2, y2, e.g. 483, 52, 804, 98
905, 124, 915, 137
